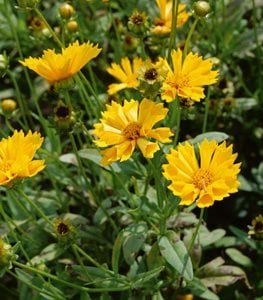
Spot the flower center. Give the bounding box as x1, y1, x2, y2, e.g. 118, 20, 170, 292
57, 222, 69, 235
144, 68, 158, 81
193, 169, 212, 191
255, 221, 263, 232
123, 122, 141, 140
168, 74, 190, 89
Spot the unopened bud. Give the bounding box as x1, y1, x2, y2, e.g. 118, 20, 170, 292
66, 20, 78, 32
193, 1, 211, 18
128, 11, 148, 35
59, 3, 75, 19
1, 99, 17, 112
16, 0, 39, 9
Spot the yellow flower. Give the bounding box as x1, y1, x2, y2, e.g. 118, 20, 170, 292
93, 98, 173, 165
163, 139, 241, 208
161, 48, 219, 102
0, 130, 45, 186
20, 41, 101, 84
151, 0, 189, 36
107, 57, 143, 95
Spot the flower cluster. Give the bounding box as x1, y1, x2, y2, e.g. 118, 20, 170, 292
106, 49, 218, 102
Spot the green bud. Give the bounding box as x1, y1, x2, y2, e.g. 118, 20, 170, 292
193, 1, 211, 18
0, 54, 8, 70
16, 0, 39, 9
59, 3, 75, 19
128, 10, 148, 35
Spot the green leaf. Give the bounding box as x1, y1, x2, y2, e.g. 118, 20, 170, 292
200, 228, 226, 247
229, 225, 257, 249
30, 243, 65, 265
225, 248, 253, 267
112, 230, 125, 274
132, 266, 165, 288
123, 223, 148, 265
189, 277, 219, 300
187, 131, 229, 144
78, 148, 121, 172
158, 234, 193, 281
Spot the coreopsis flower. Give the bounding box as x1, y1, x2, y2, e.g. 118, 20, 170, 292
151, 0, 189, 36
137, 57, 169, 98
163, 139, 241, 208
0, 130, 45, 186
93, 98, 173, 165
107, 57, 143, 95
20, 41, 101, 85
248, 214, 263, 240
161, 48, 218, 102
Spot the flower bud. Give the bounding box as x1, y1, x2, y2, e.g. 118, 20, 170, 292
1, 99, 17, 112
53, 218, 75, 244
59, 3, 75, 19
16, 0, 39, 9
66, 20, 78, 32
0, 237, 18, 272
193, 1, 211, 18
128, 11, 148, 35
0, 54, 9, 70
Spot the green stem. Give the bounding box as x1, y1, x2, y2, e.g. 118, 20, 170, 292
183, 18, 199, 59
12, 261, 131, 292
169, 99, 181, 145
73, 244, 112, 275
18, 189, 53, 228
188, 208, 204, 255
202, 87, 211, 133
168, 0, 180, 62
34, 8, 64, 47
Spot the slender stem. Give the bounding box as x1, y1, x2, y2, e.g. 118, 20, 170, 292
12, 261, 131, 292
169, 99, 181, 146
34, 8, 64, 47
168, 0, 180, 62
18, 189, 53, 228
202, 87, 211, 133
73, 244, 112, 275
188, 208, 204, 255
183, 18, 199, 59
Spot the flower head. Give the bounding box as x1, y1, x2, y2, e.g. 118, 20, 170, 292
107, 57, 143, 95
161, 48, 218, 102
151, 0, 189, 36
163, 139, 241, 208
0, 130, 45, 186
0, 237, 17, 270
137, 57, 169, 99
20, 41, 101, 84
248, 214, 263, 240
93, 98, 173, 165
